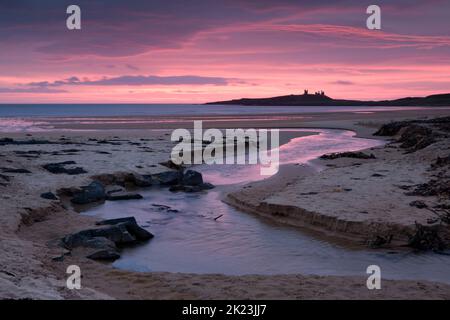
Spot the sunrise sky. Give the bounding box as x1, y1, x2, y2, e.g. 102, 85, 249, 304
1, 0, 450, 103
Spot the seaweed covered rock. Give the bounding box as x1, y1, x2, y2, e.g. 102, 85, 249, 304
320, 151, 376, 160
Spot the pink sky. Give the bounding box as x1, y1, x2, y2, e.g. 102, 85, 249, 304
1, 0, 450, 103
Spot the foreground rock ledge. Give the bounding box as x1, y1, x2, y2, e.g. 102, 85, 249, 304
60, 217, 153, 261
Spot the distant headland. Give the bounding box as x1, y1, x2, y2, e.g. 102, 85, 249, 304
206, 90, 450, 107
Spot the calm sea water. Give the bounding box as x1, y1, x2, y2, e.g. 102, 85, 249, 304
0, 104, 435, 117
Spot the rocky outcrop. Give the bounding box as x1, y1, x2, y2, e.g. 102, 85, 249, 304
43, 161, 87, 175
40, 192, 58, 200
320, 152, 376, 160
181, 170, 203, 186
70, 181, 106, 205
106, 192, 143, 201
374, 116, 450, 153
61, 217, 153, 261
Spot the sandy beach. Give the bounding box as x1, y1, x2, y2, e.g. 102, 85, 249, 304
1, 108, 450, 300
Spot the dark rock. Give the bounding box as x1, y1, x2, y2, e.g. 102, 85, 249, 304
199, 182, 215, 190
181, 170, 204, 186
320, 152, 376, 160
70, 181, 106, 205
1, 168, 31, 174
87, 250, 120, 261
373, 121, 409, 136
410, 200, 428, 209
0, 174, 11, 182
371, 173, 384, 177
398, 125, 435, 152
82, 237, 117, 250
406, 180, 450, 198
408, 222, 446, 252
106, 192, 143, 201
0, 138, 53, 146
153, 171, 182, 185
62, 224, 136, 248
104, 185, 125, 195
132, 174, 154, 187
151, 204, 179, 213
40, 192, 58, 200
43, 161, 87, 175
169, 181, 215, 193
96, 217, 137, 226
159, 160, 184, 170
431, 155, 450, 170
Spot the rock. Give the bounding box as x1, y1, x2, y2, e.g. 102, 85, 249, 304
87, 250, 120, 261
96, 217, 137, 226
373, 121, 409, 136
0, 138, 53, 146
169, 181, 215, 193
181, 170, 203, 186
40, 192, 58, 200
70, 181, 106, 205
159, 160, 184, 170
408, 222, 446, 251
43, 161, 87, 175
104, 185, 126, 195
320, 152, 376, 160
431, 155, 450, 170
0, 174, 11, 182
1, 167, 31, 174
153, 171, 182, 185
82, 237, 117, 250
151, 204, 179, 213
132, 174, 154, 187
106, 192, 143, 201
410, 200, 428, 209
406, 179, 450, 198
398, 125, 435, 152
124, 221, 154, 241
199, 182, 215, 190
62, 224, 136, 248
62, 217, 153, 249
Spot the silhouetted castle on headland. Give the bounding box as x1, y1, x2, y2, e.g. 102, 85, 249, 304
304, 89, 325, 96
207, 91, 450, 107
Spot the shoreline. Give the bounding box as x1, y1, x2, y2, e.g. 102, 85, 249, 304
1, 109, 450, 299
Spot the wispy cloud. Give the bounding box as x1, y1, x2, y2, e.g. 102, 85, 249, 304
331, 80, 355, 85
0, 87, 66, 94
28, 75, 231, 87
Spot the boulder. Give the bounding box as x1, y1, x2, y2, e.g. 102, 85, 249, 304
153, 171, 182, 185
40, 192, 58, 200
1, 167, 31, 174
320, 152, 376, 160
132, 174, 154, 187
61, 216, 153, 251
181, 170, 204, 186
43, 161, 87, 175
106, 192, 143, 201
82, 237, 117, 250
87, 250, 120, 261
169, 182, 215, 193
104, 185, 126, 195
159, 160, 184, 170
373, 121, 409, 136
96, 217, 137, 226
71, 181, 106, 205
